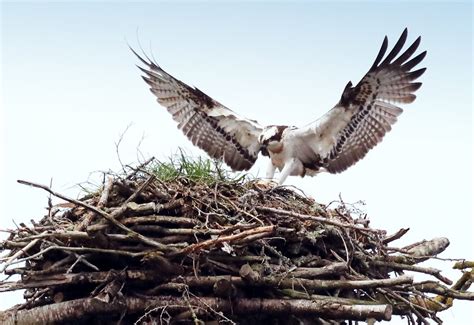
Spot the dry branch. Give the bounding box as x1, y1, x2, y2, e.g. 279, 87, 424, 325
17, 179, 175, 252
0, 296, 394, 324
153, 274, 413, 292
179, 225, 275, 254
256, 206, 384, 234
0, 270, 159, 292
75, 175, 113, 231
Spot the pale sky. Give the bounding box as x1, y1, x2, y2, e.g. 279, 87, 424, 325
1, 1, 473, 324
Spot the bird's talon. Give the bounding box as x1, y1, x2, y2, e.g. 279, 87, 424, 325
253, 179, 279, 191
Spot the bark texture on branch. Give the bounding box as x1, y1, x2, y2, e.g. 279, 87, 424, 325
0, 296, 393, 325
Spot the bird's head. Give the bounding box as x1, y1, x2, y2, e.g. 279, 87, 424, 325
258, 125, 287, 156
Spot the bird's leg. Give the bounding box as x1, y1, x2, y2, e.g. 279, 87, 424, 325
253, 160, 278, 190
265, 160, 276, 180
278, 159, 298, 185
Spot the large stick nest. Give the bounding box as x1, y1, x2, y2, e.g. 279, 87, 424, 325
0, 158, 472, 324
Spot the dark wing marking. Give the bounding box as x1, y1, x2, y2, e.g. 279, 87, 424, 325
326, 28, 426, 173
131, 48, 263, 171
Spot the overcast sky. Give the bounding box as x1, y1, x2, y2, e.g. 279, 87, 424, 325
1, 1, 472, 323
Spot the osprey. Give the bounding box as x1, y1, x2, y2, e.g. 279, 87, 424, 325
132, 28, 426, 185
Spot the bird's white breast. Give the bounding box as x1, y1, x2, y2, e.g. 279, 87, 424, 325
308, 106, 352, 157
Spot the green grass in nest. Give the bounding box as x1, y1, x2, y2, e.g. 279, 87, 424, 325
149, 149, 249, 185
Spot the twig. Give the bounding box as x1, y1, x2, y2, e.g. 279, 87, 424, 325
382, 228, 410, 244
0, 269, 159, 292
256, 206, 383, 234
370, 260, 452, 285
179, 226, 275, 254
0, 238, 41, 273
378, 288, 431, 325
413, 282, 474, 300
0, 246, 146, 275
17, 179, 175, 253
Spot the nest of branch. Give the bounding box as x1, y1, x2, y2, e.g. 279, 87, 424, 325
0, 158, 472, 324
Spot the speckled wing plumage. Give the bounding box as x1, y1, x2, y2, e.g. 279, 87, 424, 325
324, 28, 426, 173
132, 49, 263, 171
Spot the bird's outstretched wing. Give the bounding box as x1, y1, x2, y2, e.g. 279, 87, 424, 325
132, 48, 263, 171
294, 28, 426, 173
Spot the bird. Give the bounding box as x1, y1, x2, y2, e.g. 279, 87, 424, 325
132, 28, 426, 185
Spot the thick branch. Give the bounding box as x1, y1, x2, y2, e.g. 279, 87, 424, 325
0, 296, 392, 324
0, 269, 159, 292
158, 274, 413, 291
289, 262, 348, 279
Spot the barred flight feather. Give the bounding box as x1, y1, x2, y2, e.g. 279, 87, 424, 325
324, 28, 426, 173
131, 47, 263, 171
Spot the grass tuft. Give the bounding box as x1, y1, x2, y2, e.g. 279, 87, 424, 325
149, 149, 248, 184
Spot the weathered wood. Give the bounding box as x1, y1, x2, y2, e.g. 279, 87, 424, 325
0, 270, 161, 292
0, 296, 393, 324
179, 225, 275, 254
256, 206, 384, 234
289, 262, 348, 279
17, 179, 176, 252
155, 274, 414, 291
413, 282, 474, 300
75, 175, 113, 231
